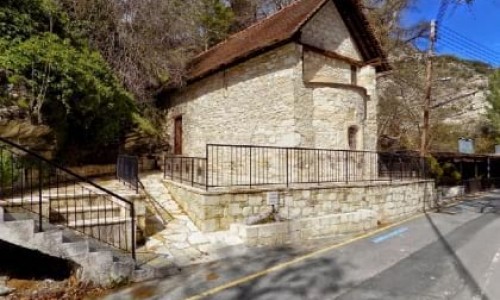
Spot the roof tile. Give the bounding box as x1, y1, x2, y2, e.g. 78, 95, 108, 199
187, 0, 387, 81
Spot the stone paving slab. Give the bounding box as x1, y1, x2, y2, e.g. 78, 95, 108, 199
138, 172, 244, 269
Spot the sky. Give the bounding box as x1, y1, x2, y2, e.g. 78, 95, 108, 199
402, 0, 500, 66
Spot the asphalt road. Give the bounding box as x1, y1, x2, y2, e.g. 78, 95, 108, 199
107, 192, 500, 300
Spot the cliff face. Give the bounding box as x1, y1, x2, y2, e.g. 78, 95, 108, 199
431, 57, 490, 126
0, 106, 56, 158
377, 49, 494, 152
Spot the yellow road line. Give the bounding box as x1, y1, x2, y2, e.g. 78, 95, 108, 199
186, 213, 426, 300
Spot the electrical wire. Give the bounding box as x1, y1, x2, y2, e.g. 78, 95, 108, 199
439, 25, 500, 60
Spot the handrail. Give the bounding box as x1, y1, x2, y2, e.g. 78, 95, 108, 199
165, 144, 428, 190
0, 136, 136, 260
206, 143, 424, 156
117, 155, 139, 193
0, 137, 134, 206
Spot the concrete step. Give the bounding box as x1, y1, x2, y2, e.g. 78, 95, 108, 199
32, 229, 64, 253
66, 217, 131, 228
2, 199, 50, 215
131, 265, 161, 283
3, 197, 49, 206
49, 193, 115, 207
0, 219, 35, 243
2, 212, 34, 222
34, 229, 64, 244
50, 205, 123, 223
61, 240, 89, 259
88, 250, 114, 266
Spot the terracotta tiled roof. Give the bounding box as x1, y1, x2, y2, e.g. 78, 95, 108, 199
187, 0, 388, 82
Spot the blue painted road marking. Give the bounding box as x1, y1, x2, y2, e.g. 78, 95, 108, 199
372, 227, 409, 244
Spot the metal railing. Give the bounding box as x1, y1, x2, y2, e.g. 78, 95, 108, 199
164, 144, 427, 190
164, 156, 207, 188
0, 137, 136, 260
117, 155, 139, 193
462, 177, 500, 194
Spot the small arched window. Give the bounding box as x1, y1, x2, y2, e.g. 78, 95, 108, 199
348, 126, 358, 150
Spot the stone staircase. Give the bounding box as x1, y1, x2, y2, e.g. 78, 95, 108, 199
0, 186, 162, 285
0, 204, 152, 286
0, 136, 161, 286
5, 190, 142, 251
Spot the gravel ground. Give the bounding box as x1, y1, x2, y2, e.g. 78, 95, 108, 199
0, 275, 112, 300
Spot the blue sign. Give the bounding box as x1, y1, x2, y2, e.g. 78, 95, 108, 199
458, 138, 474, 154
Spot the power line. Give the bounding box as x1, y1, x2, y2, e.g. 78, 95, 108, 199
439, 34, 500, 62
437, 37, 500, 66
439, 25, 500, 60
435, 26, 500, 67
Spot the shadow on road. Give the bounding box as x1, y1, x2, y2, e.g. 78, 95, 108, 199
424, 213, 489, 300
205, 251, 346, 300
111, 245, 350, 300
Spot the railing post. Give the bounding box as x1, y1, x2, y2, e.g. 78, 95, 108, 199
249, 147, 252, 188
344, 151, 349, 184
191, 158, 195, 186
117, 157, 120, 183
317, 149, 320, 185
420, 157, 425, 179
130, 204, 136, 262
286, 148, 289, 187
38, 162, 43, 232
389, 155, 393, 182
135, 157, 139, 194
205, 145, 209, 190
400, 157, 403, 180
179, 157, 186, 183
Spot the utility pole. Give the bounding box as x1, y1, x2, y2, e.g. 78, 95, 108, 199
420, 20, 437, 157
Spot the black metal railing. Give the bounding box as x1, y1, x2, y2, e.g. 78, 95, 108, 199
0, 137, 136, 260
117, 155, 139, 193
435, 177, 500, 203
462, 177, 500, 194
164, 156, 207, 188
164, 144, 427, 190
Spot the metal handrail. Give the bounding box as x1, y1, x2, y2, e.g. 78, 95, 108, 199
0, 136, 136, 260
164, 144, 428, 190
117, 155, 139, 193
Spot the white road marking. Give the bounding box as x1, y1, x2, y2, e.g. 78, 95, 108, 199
478, 248, 500, 299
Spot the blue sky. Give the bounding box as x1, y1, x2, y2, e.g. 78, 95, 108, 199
402, 0, 500, 66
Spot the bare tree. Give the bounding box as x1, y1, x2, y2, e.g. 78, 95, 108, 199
61, 0, 236, 103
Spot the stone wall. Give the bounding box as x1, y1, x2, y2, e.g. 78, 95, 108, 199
167, 43, 301, 157
303, 50, 353, 84
294, 55, 377, 150
300, 0, 361, 60
294, 0, 379, 151
230, 209, 378, 246
164, 179, 435, 232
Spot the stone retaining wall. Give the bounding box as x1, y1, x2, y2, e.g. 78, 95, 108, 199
164, 180, 435, 232
230, 209, 377, 246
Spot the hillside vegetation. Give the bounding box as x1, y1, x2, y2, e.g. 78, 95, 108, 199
0, 0, 156, 162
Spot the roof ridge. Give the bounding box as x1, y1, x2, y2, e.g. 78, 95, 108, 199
191, 0, 324, 61
181, 0, 389, 84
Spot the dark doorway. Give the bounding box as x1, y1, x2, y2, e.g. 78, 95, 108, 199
174, 116, 183, 155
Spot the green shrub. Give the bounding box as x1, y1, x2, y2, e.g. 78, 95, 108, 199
0, 150, 19, 186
